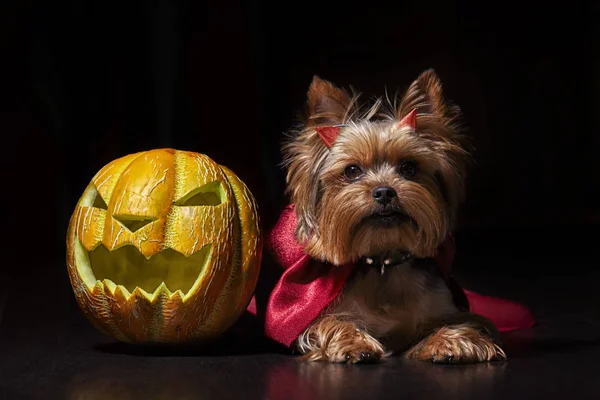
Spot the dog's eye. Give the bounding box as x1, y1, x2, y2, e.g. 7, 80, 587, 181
398, 161, 418, 178
343, 165, 364, 181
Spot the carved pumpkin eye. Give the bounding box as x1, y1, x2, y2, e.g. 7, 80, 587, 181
174, 181, 225, 207
78, 184, 108, 210
92, 193, 108, 210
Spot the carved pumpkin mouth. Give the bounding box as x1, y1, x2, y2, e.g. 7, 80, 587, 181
74, 237, 213, 302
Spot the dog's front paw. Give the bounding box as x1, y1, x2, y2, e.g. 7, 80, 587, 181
305, 329, 384, 364
297, 316, 386, 364
404, 324, 506, 364
337, 333, 384, 364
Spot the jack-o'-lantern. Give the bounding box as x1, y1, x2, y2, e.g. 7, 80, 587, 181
66, 149, 262, 343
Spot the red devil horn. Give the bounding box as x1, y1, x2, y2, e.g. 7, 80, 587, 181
316, 126, 341, 148
398, 108, 417, 130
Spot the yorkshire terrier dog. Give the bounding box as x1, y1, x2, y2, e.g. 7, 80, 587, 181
281, 69, 506, 364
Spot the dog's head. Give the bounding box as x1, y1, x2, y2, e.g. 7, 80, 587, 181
283, 69, 470, 265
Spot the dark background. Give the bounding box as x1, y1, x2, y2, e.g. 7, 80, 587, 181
2, 0, 599, 315
2, 1, 600, 398
4, 0, 600, 267
2, 0, 600, 315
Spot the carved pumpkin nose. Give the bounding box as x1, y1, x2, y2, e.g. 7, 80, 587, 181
113, 215, 157, 233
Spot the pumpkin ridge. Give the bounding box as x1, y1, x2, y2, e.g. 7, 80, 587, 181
93, 151, 147, 208
197, 179, 243, 334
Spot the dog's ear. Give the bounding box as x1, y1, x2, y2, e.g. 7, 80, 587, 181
306, 76, 354, 126
398, 69, 470, 214
397, 69, 460, 130
282, 77, 356, 243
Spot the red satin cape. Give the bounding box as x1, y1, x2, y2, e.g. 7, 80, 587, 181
248, 205, 535, 348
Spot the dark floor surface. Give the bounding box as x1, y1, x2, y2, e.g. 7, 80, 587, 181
1, 229, 600, 399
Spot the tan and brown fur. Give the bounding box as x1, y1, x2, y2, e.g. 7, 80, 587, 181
282, 69, 505, 364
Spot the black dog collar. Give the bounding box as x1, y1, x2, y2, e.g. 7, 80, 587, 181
359, 251, 413, 275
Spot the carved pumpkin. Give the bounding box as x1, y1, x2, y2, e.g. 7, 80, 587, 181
66, 149, 262, 343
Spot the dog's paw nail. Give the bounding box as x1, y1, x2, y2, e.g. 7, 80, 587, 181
357, 351, 378, 363
430, 353, 455, 364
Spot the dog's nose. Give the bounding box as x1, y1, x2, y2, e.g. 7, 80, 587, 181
372, 186, 397, 205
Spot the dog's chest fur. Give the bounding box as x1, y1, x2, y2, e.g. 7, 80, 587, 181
329, 261, 457, 344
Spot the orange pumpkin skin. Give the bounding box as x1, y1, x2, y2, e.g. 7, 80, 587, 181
66, 149, 262, 343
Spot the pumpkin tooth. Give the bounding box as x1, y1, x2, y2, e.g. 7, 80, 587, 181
172, 289, 185, 300
132, 286, 153, 302
152, 282, 173, 300
103, 279, 117, 295
114, 285, 132, 301
92, 280, 105, 295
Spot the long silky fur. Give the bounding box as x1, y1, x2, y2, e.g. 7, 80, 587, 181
284, 70, 504, 364
282, 69, 471, 264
